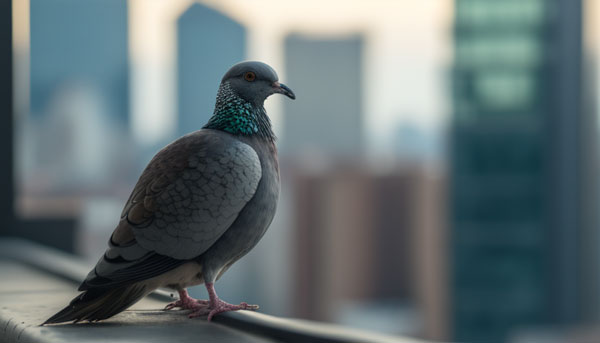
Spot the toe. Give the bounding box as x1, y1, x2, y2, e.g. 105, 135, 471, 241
205, 301, 260, 321
164, 301, 181, 310
238, 302, 259, 310
189, 307, 210, 319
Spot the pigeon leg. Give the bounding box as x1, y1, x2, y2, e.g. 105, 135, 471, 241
165, 289, 209, 310
188, 282, 259, 321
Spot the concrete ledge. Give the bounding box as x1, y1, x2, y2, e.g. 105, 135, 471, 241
0, 238, 424, 343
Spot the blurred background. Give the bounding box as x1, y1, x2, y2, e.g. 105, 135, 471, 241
2, 0, 600, 342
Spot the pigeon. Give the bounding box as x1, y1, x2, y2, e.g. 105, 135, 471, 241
44, 61, 295, 324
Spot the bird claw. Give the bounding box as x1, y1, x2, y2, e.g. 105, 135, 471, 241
239, 302, 259, 311
205, 300, 259, 321
172, 285, 259, 321
188, 307, 211, 318
164, 302, 178, 310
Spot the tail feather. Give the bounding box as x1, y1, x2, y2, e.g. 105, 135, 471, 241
43, 283, 148, 325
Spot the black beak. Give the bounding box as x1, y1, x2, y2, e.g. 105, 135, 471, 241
273, 82, 296, 100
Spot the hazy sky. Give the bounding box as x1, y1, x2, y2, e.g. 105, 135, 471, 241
13, 0, 453, 156
129, 0, 453, 155
14, 0, 600, 155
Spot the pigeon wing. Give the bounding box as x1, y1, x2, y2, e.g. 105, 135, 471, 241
80, 130, 261, 290
125, 130, 262, 259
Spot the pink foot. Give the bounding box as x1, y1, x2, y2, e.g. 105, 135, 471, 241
164, 289, 209, 311
205, 299, 259, 321
201, 282, 259, 321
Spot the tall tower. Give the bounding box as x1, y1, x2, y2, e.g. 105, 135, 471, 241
176, 4, 245, 136
282, 35, 364, 157
30, 0, 129, 126
450, 0, 591, 341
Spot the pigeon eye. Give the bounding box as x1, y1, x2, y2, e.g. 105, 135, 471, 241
244, 72, 256, 82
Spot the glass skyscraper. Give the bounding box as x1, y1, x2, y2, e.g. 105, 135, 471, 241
451, 0, 591, 341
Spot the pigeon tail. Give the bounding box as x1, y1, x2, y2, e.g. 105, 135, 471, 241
43, 283, 147, 325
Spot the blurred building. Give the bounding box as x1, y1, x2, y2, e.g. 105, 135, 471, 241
282, 35, 365, 157
21, 0, 142, 255
25, 0, 136, 201
30, 0, 129, 126
176, 3, 246, 137
451, 0, 597, 342
289, 162, 447, 337
393, 121, 444, 164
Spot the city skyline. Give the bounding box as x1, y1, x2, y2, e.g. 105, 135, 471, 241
127, 0, 452, 158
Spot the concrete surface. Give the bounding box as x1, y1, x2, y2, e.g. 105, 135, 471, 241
0, 238, 425, 343
0, 260, 275, 343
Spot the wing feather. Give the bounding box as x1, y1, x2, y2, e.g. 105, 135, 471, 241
81, 130, 261, 289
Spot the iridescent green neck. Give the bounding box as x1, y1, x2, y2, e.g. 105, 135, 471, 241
204, 82, 275, 141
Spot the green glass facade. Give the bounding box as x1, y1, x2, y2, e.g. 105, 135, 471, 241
451, 0, 583, 341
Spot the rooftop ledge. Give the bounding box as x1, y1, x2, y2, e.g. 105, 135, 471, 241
0, 238, 424, 343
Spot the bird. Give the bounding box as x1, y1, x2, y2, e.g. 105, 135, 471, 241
43, 61, 295, 324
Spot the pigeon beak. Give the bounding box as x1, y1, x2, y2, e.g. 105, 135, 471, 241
273, 82, 295, 100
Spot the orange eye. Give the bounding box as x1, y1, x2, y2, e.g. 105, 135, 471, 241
244, 72, 256, 82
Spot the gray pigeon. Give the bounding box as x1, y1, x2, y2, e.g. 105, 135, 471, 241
44, 61, 295, 324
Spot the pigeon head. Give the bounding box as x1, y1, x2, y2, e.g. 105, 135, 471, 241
205, 61, 295, 140
221, 61, 295, 105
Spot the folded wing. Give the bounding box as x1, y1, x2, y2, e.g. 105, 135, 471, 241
81, 130, 262, 290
